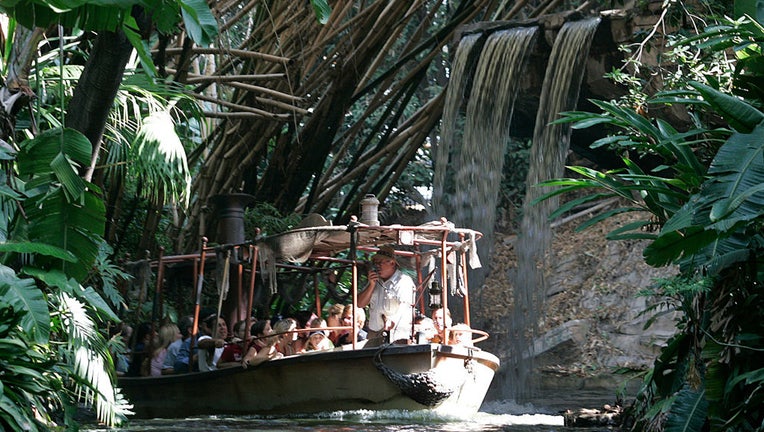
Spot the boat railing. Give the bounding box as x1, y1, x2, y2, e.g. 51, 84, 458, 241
446, 327, 489, 345
124, 221, 490, 357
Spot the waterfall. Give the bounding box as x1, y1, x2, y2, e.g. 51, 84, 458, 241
433, 33, 480, 213
433, 27, 538, 319
434, 16, 601, 402
509, 17, 602, 401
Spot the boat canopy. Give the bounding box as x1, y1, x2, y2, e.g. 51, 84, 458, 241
256, 215, 482, 264
254, 216, 483, 296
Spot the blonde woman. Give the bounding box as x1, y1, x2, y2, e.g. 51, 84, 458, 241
273, 318, 298, 356
325, 303, 344, 345
150, 323, 181, 377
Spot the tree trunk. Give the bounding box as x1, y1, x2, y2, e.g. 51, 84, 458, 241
66, 30, 133, 182
0, 25, 45, 142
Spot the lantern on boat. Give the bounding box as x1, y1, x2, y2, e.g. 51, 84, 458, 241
360, 194, 380, 226
428, 281, 441, 308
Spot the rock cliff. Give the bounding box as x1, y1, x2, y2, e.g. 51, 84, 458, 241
474, 203, 678, 405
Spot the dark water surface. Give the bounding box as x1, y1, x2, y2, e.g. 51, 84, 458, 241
85, 399, 615, 432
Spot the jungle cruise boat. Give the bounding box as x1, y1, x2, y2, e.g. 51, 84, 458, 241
118, 214, 499, 418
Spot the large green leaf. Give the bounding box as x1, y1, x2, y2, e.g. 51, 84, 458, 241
122, 15, 157, 78
705, 124, 764, 224
179, 0, 218, 47
22, 187, 105, 281
17, 128, 91, 201
24, 268, 119, 322
10, 2, 128, 31
645, 226, 719, 267
652, 121, 764, 270
310, 0, 332, 24
689, 81, 764, 133
0, 266, 49, 345
664, 387, 708, 432
0, 241, 76, 262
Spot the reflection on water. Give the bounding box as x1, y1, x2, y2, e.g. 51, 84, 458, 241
84, 400, 614, 432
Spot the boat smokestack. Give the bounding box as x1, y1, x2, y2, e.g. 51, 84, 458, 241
360, 194, 381, 226
212, 193, 255, 249
211, 193, 255, 326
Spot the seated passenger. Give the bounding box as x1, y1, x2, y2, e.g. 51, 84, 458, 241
150, 323, 181, 377
325, 303, 344, 345
335, 305, 367, 345
216, 320, 249, 368
430, 307, 452, 344
292, 310, 317, 354
273, 318, 299, 356
241, 319, 282, 368
197, 313, 228, 372
413, 313, 436, 344
448, 323, 473, 347
305, 329, 334, 352
162, 316, 193, 375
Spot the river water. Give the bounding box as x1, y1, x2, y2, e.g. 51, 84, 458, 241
84, 398, 617, 432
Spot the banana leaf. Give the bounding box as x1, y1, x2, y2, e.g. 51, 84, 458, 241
664, 387, 708, 432
689, 81, 764, 133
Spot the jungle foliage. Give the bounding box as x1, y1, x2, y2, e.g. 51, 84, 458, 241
0, 0, 222, 429
539, 11, 764, 432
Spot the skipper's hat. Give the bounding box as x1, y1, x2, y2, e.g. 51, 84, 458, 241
371, 245, 397, 263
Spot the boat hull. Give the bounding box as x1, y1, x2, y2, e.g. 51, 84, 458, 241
118, 343, 499, 418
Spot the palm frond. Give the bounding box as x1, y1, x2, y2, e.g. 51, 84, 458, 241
52, 292, 132, 427
87, 242, 130, 312
131, 110, 192, 206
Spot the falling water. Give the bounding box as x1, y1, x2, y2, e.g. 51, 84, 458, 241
433, 27, 538, 310
432, 32, 480, 210
454, 27, 539, 246
509, 17, 602, 401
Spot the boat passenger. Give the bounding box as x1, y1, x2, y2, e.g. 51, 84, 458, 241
216, 320, 248, 368
358, 245, 416, 346
172, 324, 195, 373
150, 323, 181, 377
413, 313, 436, 344
162, 316, 193, 375
273, 318, 299, 356
448, 323, 473, 347
292, 310, 317, 353
430, 307, 452, 344
241, 319, 282, 368
197, 314, 228, 372
304, 329, 334, 352
325, 303, 344, 345
335, 304, 367, 345
126, 322, 154, 377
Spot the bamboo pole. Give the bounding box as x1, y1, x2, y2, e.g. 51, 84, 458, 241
185, 73, 286, 83
157, 47, 290, 63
